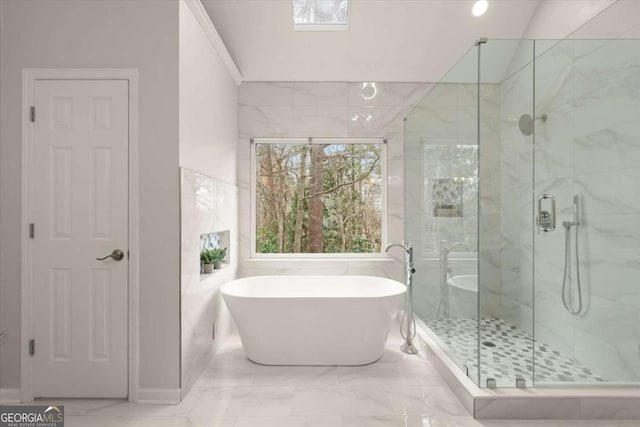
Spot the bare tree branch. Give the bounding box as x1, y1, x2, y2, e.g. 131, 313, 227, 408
303, 157, 379, 201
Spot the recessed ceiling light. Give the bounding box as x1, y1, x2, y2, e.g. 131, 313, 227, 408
472, 0, 489, 17
292, 0, 350, 31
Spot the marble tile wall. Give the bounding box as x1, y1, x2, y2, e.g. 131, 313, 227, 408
181, 168, 239, 398
477, 85, 504, 322
498, 60, 535, 336
501, 39, 640, 383
237, 82, 432, 280
404, 83, 503, 323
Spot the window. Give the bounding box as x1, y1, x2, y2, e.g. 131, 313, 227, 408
252, 138, 386, 256
292, 0, 350, 31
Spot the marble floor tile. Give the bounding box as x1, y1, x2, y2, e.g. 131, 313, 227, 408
342, 415, 485, 427
65, 416, 237, 427
187, 387, 236, 417
207, 339, 254, 367
292, 385, 395, 416
228, 386, 294, 417
193, 363, 258, 387
337, 363, 404, 386
377, 347, 407, 363
188, 418, 238, 427
252, 365, 340, 386
189, 386, 294, 417
34, 399, 126, 416
397, 358, 447, 386
234, 416, 341, 427
64, 417, 132, 427
342, 415, 418, 427
208, 350, 254, 367
59, 393, 200, 418
385, 385, 469, 417
32, 329, 640, 426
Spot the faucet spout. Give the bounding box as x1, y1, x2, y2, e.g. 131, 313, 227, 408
385, 242, 415, 273
440, 241, 464, 257
385, 242, 410, 254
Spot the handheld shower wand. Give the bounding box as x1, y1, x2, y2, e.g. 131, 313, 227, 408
561, 195, 583, 315
385, 241, 418, 354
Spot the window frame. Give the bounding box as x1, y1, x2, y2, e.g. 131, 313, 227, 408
250, 137, 388, 259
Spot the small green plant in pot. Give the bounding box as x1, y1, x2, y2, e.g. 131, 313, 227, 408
200, 249, 215, 274
211, 248, 227, 269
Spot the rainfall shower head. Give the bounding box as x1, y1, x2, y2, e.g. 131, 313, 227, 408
518, 113, 547, 136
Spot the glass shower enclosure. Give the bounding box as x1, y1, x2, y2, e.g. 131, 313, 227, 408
404, 38, 640, 388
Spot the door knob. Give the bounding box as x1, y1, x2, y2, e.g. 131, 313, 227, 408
96, 249, 125, 261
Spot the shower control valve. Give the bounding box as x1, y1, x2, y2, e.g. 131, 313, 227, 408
537, 194, 556, 232
539, 211, 552, 227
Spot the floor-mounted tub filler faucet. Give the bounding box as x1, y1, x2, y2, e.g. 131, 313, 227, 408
385, 241, 418, 354
440, 241, 464, 274
436, 241, 464, 321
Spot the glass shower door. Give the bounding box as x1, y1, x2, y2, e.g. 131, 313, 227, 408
404, 43, 481, 386
533, 38, 640, 385
477, 39, 535, 388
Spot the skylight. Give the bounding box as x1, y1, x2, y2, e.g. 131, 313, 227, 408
292, 0, 350, 31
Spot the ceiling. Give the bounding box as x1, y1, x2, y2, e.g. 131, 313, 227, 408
569, 0, 640, 38
202, 0, 541, 82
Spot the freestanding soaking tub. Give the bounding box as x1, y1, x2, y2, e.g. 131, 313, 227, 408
220, 275, 405, 365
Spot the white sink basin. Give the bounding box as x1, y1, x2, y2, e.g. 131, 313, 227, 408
447, 275, 478, 293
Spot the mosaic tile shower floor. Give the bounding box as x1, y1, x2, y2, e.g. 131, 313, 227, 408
425, 318, 605, 386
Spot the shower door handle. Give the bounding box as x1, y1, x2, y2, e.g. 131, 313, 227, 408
537, 194, 556, 232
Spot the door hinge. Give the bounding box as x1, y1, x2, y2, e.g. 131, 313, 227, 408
29, 106, 35, 122
29, 223, 35, 239
29, 339, 35, 356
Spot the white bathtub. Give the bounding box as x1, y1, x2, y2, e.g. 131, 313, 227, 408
220, 275, 405, 366
447, 274, 478, 320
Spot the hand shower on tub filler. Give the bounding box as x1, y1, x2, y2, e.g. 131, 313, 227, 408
385, 241, 418, 354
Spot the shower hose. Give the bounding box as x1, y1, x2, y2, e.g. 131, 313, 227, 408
561, 221, 583, 315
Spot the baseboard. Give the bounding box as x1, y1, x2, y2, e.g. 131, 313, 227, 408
135, 388, 181, 404
0, 388, 21, 403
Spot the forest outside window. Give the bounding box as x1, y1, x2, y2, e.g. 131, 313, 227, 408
251, 138, 386, 257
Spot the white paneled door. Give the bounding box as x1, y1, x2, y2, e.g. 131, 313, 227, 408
31, 80, 129, 398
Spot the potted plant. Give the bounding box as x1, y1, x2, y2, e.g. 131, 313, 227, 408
200, 249, 215, 274
211, 247, 227, 269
